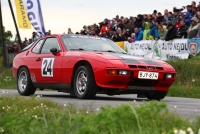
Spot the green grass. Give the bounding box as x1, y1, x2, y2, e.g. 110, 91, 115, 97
0, 96, 199, 134
167, 58, 200, 98
0, 67, 16, 89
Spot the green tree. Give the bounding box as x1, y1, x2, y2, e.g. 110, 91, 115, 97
0, 26, 13, 56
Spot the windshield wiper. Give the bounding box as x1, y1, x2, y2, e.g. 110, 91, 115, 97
70, 48, 85, 51
121, 52, 127, 54
103, 50, 127, 54
103, 50, 117, 53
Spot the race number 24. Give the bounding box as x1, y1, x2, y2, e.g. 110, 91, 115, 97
41, 58, 55, 77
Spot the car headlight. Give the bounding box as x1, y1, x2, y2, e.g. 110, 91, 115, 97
107, 70, 129, 75
165, 74, 175, 79
118, 71, 128, 75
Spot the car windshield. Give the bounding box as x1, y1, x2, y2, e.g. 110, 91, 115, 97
22, 42, 35, 51
61, 35, 127, 54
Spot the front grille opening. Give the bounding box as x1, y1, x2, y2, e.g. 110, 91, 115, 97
129, 65, 137, 68
138, 66, 147, 69
147, 66, 155, 70
128, 79, 157, 87
156, 67, 164, 70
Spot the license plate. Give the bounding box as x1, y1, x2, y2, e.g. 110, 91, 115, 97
138, 71, 159, 80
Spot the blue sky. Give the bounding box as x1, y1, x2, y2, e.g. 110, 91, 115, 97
1, 0, 195, 40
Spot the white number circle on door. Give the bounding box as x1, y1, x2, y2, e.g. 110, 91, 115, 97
41, 58, 55, 77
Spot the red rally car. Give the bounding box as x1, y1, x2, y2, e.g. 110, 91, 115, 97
13, 34, 176, 100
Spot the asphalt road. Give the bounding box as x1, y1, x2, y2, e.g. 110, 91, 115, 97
0, 89, 200, 120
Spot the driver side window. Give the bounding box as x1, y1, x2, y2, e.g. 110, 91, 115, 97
41, 38, 61, 54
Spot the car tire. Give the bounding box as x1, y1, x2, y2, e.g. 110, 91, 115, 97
145, 91, 167, 100
17, 67, 36, 96
73, 65, 97, 99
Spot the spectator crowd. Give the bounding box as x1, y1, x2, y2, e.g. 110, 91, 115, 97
7, 1, 200, 57
71, 1, 200, 43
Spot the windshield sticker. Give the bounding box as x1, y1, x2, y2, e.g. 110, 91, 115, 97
66, 52, 82, 56
70, 35, 100, 39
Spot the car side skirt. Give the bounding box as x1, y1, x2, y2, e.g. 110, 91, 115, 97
33, 83, 71, 90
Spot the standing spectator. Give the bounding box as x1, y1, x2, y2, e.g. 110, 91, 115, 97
8, 44, 14, 62
48, 30, 51, 35
148, 20, 159, 40
23, 38, 28, 48
13, 43, 19, 56
164, 9, 169, 18
32, 32, 36, 42
186, 5, 192, 15
176, 20, 188, 38
188, 17, 200, 38
28, 39, 32, 44
81, 25, 88, 35
161, 19, 167, 28
152, 14, 157, 22
180, 13, 191, 26
143, 14, 148, 22
153, 10, 157, 16
90, 30, 98, 37
116, 28, 123, 41
143, 22, 150, 40
99, 20, 108, 37
171, 9, 180, 26
68, 28, 74, 34
33, 33, 40, 41
158, 25, 168, 40
23, 40, 29, 48
110, 19, 117, 31
156, 12, 164, 24
165, 23, 177, 41
115, 15, 119, 21
111, 31, 121, 42
134, 27, 143, 41
128, 33, 135, 43
196, 11, 200, 20
122, 29, 130, 41
108, 31, 113, 39
191, 7, 197, 17
122, 18, 132, 31
137, 14, 144, 29
148, 14, 153, 20
192, 1, 196, 7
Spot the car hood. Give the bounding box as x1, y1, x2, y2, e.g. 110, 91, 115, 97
94, 52, 166, 66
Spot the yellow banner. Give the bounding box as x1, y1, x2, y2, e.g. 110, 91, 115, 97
115, 42, 124, 50
14, 0, 31, 29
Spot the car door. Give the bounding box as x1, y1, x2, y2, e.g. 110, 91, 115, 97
34, 37, 63, 84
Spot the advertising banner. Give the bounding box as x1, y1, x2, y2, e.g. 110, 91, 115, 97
22, 0, 46, 35
124, 39, 189, 61
14, 0, 31, 29
115, 42, 124, 50
187, 39, 200, 57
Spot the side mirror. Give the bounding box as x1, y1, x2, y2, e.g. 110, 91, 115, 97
50, 48, 58, 55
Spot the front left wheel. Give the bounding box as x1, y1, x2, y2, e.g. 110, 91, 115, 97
17, 67, 36, 96
145, 91, 167, 101
73, 65, 97, 99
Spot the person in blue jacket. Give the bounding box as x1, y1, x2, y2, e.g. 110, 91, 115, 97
134, 27, 143, 41
148, 20, 160, 40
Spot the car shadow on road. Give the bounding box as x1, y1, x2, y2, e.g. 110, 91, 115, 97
36, 94, 149, 102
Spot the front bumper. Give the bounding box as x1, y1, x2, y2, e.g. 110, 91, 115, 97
94, 68, 176, 92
